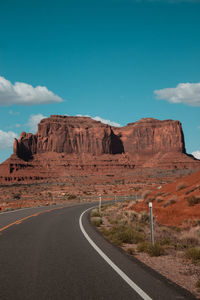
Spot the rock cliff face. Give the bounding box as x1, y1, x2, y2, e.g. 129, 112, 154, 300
14, 115, 185, 160
0, 115, 199, 183
14, 116, 124, 159
115, 118, 186, 155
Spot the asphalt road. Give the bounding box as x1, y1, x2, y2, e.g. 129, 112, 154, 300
0, 203, 196, 300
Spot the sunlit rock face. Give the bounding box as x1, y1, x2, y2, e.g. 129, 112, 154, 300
14, 115, 185, 159
0, 115, 199, 183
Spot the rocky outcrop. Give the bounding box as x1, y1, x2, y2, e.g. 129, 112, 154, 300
115, 118, 186, 155
14, 115, 186, 159
14, 116, 124, 158
0, 115, 199, 183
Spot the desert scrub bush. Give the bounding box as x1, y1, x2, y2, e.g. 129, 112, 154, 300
127, 248, 135, 255
140, 211, 149, 224
101, 205, 109, 212
134, 225, 144, 233
148, 197, 155, 202
100, 227, 123, 246
91, 208, 101, 217
148, 243, 165, 257
137, 241, 151, 253
108, 217, 118, 225
159, 237, 173, 246
185, 186, 200, 195
91, 217, 102, 227
162, 193, 171, 197
162, 197, 177, 208
13, 193, 21, 200
155, 191, 165, 197
185, 189, 194, 195
117, 219, 128, 227
196, 280, 200, 290
168, 195, 177, 205
176, 182, 187, 191
137, 242, 165, 257
185, 247, 200, 263
116, 227, 145, 244
156, 196, 163, 203
145, 197, 155, 204
178, 237, 199, 249
67, 194, 77, 200
162, 201, 170, 208
186, 195, 200, 206
129, 212, 138, 222
3, 207, 14, 212
194, 219, 200, 226
101, 224, 145, 245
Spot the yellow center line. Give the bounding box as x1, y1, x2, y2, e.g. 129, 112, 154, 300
0, 207, 64, 233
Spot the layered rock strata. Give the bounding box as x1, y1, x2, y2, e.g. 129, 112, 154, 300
13, 116, 186, 159
0, 115, 199, 183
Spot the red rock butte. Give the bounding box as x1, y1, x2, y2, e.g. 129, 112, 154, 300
0, 115, 199, 183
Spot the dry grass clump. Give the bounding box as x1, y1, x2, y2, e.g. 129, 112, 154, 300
162, 192, 171, 197
139, 210, 149, 224
91, 201, 200, 297
176, 182, 187, 191
178, 237, 199, 249
185, 185, 200, 195
156, 196, 164, 203
185, 247, 200, 263
155, 191, 165, 197
3, 207, 14, 212
101, 224, 145, 246
127, 248, 135, 255
187, 195, 200, 206
67, 194, 77, 200
145, 197, 155, 204
137, 242, 165, 257
162, 196, 177, 208
13, 193, 21, 200
162, 201, 170, 208
91, 217, 102, 227
91, 208, 101, 217
168, 195, 177, 204
196, 280, 200, 290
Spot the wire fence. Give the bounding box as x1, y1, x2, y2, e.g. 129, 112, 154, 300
78, 194, 141, 203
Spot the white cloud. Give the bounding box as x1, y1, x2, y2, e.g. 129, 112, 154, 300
92, 116, 122, 127
0, 130, 18, 150
0, 76, 63, 106
8, 110, 20, 115
192, 151, 200, 160
154, 82, 200, 106
7, 123, 21, 130
27, 114, 47, 133
76, 114, 121, 127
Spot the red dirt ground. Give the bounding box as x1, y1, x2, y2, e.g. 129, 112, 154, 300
131, 170, 200, 226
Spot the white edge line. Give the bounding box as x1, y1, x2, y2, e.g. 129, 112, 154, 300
79, 206, 152, 300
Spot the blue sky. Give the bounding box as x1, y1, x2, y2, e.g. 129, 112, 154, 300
0, 0, 200, 162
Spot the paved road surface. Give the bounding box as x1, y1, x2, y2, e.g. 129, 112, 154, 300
0, 203, 196, 299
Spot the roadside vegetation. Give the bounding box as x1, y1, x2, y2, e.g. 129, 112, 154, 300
90, 200, 200, 297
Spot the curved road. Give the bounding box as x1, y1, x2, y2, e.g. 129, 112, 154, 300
0, 203, 196, 300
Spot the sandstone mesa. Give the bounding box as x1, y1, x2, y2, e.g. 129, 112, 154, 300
0, 115, 199, 183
